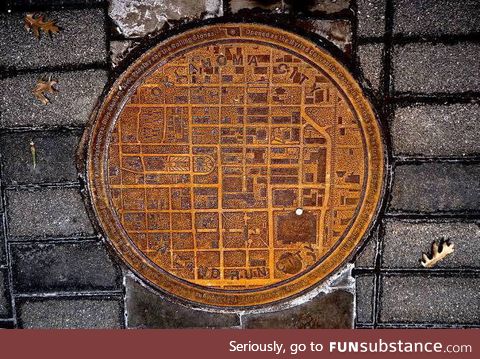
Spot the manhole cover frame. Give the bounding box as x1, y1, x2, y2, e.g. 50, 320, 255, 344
82, 22, 387, 308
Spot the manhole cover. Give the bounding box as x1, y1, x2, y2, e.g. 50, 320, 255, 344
85, 23, 385, 307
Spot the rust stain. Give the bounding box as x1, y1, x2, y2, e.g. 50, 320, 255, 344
85, 24, 385, 307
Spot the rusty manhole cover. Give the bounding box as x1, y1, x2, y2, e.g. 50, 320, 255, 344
85, 23, 385, 307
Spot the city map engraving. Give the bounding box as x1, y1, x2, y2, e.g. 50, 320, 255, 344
87, 24, 385, 306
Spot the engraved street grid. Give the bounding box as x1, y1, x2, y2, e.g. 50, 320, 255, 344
0, 0, 479, 328
107, 40, 366, 289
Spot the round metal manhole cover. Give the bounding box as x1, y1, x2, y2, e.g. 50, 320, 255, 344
85, 23, 385, 307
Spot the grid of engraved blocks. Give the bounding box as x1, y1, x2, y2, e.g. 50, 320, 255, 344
107, 42, 365, 289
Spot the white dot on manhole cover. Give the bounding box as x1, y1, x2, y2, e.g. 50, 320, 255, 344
295, 208, 304, 216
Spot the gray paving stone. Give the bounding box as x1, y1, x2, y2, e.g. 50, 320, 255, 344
243, 290, 353, 328
390, 163, 480, 213
325, 266, 355, 289
125, 275, 239, 328
0, 270, 12, 318
11, 241, 121, 294
17, 297, 123, 328
355, 275, 374, 324
229, 0, 288, 13
109, 0, 222, 38
294, 19, 352, 53
0, 9, 106, 70
379, 275, 480, 324
8, 1, 105, 9
0, 69, 108, 128
393, 43, 480, 93
6, 187, 94, 239
394, 0, 480, 36
0, 131, 80, 185
357, 43, 383, 91
0, 215, 5, 265
230, 0, 351, 14
382, 220, 480, 269
303, 0, 351, 13
354, 229, 378, 269
357, 0, 385, 37
392, 104, 480, 157
110, 40, 137, 68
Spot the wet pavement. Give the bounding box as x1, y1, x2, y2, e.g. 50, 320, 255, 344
0, 0, 479, 328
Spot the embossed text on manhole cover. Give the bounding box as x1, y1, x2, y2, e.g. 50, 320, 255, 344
84, 23, 385, 307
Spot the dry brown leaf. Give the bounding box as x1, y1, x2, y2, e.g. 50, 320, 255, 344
24, 13, 60, 39
33, 77, 58, 105
421, 238, 454, 268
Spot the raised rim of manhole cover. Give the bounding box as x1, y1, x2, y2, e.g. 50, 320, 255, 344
84, 23, 386, 308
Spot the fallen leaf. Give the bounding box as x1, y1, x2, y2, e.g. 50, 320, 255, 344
33, 76, 58, 105
420, 238, 454, 268
24, 13, 60, 39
